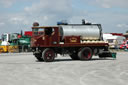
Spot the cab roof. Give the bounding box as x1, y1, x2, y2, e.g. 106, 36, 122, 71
32, 26, 58, 29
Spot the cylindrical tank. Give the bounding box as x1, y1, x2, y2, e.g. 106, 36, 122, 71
59, 25, 102, 40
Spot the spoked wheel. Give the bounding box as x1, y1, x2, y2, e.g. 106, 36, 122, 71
70, 53, 80, 60
35, 53, 44, 61
42, 48, 55, 62
78, 47, 92, 60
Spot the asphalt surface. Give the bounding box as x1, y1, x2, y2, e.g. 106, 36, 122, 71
0, 52, 128, 85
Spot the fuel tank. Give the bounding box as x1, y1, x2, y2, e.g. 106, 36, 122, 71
59, 24, 102, 40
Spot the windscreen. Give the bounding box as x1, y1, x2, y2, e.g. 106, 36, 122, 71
32, 28, 44, 35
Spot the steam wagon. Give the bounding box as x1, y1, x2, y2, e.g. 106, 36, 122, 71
31, 22, 116, 62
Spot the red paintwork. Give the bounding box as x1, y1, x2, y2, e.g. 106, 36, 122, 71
120, 44, 125, 49
18, 34, 22, 38
31, 27, 60, 47
60, 43, 108, 47
110, 33, 124, 36
120, 40, 128, 49
24, 31, 32, 37
83, 49, 91, 59
31, 26, 109, 48
64, 36, 80, 44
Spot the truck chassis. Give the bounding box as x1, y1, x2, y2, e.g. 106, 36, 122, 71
31, 24, 116, 62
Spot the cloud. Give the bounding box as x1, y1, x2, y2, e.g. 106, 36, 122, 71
117, 24, 128, 28
0, 22, 5, 26
0, 0, 73, 35
95, 0, 128, 8
24, 0, 72, 14
0, 0, 128, 36
23, 0, 73, 25
10, 17, 24, 24
8, 16, 29, 25
0, 0, 16, 8
82, 0, 128, 8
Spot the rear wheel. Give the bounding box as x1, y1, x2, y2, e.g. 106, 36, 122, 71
35, 53, 44, 61
78, 47, 92, 60
42, 48, 55, 62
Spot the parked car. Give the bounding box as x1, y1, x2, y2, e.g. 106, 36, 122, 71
120, 40, 128, 49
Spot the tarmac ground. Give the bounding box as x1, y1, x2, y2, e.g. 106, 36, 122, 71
0, 52, 128, 85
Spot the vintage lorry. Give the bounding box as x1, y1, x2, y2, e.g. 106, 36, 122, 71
31, 21, 116, 62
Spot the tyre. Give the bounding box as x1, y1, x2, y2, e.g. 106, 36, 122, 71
70, 53, 80, 60
42, 48, 55, 62
35, 53, 44, 61
78, 47, 92, 60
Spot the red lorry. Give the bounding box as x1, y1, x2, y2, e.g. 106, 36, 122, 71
31, 22, 116, 62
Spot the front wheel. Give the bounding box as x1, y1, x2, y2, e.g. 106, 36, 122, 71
78, 47, 92, 60
42, 48, 55, 62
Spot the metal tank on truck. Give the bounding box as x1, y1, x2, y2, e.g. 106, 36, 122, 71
59, 24, 102, 41
31, 20, 116, 62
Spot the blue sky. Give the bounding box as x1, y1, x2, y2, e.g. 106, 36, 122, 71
0, 0, 128, 36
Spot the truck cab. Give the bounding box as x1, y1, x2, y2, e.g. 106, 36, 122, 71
31, 26, 60, 48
